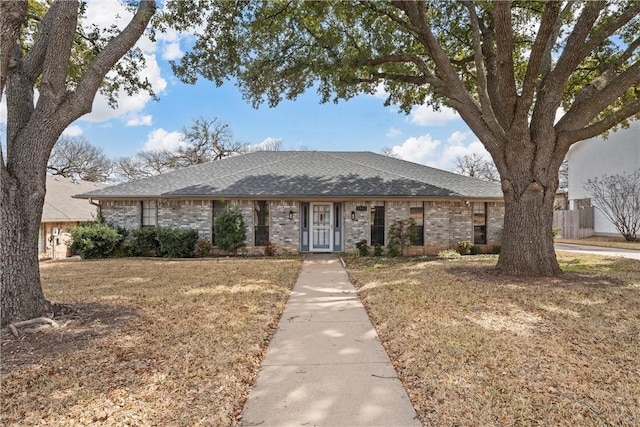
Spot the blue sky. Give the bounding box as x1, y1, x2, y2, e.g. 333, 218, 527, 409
1, 0, 491, 173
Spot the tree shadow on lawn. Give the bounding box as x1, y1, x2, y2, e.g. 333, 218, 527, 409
445, 256, 639, 289
1, 301, 138, 374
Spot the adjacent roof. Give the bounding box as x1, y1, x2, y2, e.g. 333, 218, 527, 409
43, 176, 106, 222
77, 151, 503, 199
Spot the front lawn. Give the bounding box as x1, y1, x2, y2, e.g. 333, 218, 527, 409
346, 254, 640, 426
1, 258, 302, 426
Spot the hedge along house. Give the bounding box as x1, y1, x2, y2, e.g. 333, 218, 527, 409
76, 151, 504, 255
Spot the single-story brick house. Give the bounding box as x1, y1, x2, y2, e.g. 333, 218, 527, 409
76, 151, 504, 255
41, 176, 107, 259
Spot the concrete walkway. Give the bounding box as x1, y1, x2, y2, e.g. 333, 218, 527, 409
555, 243, 640, 260
240, 255, 421, 427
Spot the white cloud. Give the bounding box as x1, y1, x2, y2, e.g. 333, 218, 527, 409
427, 131, 491, 170
126, 115, 153, 127
390, 134, 442, 164
162, 42, 184, 61
62, 125, 83, 137
142, 128, 185, 152
157, 29, 186, 61
410, 103, 459, 126
447, 130, 469, 145
81, 53, 166, 123
77, 1, 166, 124
386, 127, 402, 138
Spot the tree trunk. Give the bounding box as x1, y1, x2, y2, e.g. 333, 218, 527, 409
496, 179, 562, 276
1, 169, 50, 327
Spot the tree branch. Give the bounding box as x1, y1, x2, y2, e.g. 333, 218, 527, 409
38, 1, 78, 108
491, 0, 517, 126
62, 0, 156, 124
579, 2, 640, 64
557, 59, 640, 133
548, 1, 605, 88
560, 99, 640, 145
22, 0, 66, 85
0, 0, 27, 99
515, 1, 562, 125
393, 1, 507, 150
461, 1, 494, 124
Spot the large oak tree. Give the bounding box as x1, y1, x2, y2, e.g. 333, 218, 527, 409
163, 0, 640, 276
0, 0, 156, 326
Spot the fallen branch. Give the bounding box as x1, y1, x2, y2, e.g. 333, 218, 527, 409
11, 317, 60, 329
4, 316, 61, 337
8, 324, 19, 338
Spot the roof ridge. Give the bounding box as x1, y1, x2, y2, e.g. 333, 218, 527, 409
322, 152, 460, 196
162, 151, 308, 192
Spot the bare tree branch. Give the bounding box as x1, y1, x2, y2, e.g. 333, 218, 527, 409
585, 170, 640, 241
48, 136, 112, 182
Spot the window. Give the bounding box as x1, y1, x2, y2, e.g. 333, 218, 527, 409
410, 202, 424, 246
473, 202, 487, 244
211, 200, 227, 245
334, 204, 341, 229
142, 201, 157, 227
370, 201, 385, 246
254, 201, 269, 246
302, 203, 309, 229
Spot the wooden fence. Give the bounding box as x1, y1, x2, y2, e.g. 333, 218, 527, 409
553, 207, 595, 239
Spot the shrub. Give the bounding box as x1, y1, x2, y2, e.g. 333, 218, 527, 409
387, 219, 417, 257
355, 239, 370, 257
457, 240, 473, 255
130, 227, 160, 256
491, 245, 502, 254
214, 208, 247, 255
374, 243, 383, 257
156, 228, 199, 258
552, 227, 562, 239
470, 245, 481, 255
264, 241, 277, 256
194, 239, 213, 258
438, 249, 461, 259
68, 222, 125, 259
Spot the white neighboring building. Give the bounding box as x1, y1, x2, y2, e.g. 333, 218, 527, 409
567, 121, 640, 235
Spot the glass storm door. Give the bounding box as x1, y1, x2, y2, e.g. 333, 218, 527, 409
311, 203, 333, 251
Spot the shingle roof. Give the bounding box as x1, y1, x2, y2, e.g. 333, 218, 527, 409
43, 176, 107, 222
77, 151, 503, 199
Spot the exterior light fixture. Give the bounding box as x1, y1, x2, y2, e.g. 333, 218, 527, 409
289, 210, 294, 220
351, 211, 356, 221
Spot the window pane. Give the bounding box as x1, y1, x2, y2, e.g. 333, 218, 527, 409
142, 201, 157, 227
370, 202, 385, 246
255, 201, 269, 246
212, 200, 227, 245
473, 202, 486, 244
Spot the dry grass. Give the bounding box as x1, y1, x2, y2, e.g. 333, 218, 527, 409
1, 257, 301, 426
557, 235, 640, 251
346, 254, 640, 426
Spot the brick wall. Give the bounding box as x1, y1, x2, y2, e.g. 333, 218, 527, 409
487, 202, 505, 246
157, 200, 212, 240
344, 201, 369, 250
99, 197, 505, 255
269, 200, 299, 253
100, 200, 141, 230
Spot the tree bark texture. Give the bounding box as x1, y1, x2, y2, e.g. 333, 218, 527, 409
1, 156, 50, 325
496, 178, 562, 276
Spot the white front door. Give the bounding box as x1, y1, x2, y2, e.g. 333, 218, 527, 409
311, 203, 333, 251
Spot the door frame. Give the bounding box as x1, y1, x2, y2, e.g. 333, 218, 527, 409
310, 202, 333, 252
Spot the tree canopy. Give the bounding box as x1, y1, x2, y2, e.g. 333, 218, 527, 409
162, 0, 640, 276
